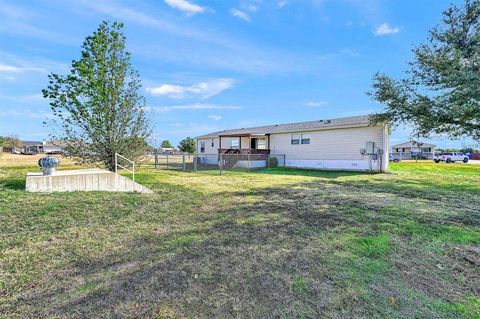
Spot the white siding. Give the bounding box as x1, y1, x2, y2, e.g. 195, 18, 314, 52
197, 125, 389, 172
197, 136, 252, 154
269, 126, 384, 159
269, 126, 388, 171
197, 137, 218, 154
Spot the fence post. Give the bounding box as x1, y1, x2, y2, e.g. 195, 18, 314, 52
194, 139, 198, 172
183, 153, 186, 171
219, 153, 223, 175
154, 149, 158, 169
166, 153, 169, 169
267, 154, 270, 169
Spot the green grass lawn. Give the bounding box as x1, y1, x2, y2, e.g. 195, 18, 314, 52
1, 161, 479, 318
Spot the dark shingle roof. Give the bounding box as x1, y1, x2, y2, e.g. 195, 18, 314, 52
21, 140, 42, 146
391, 141, 436, 148
197, 115, 375, 139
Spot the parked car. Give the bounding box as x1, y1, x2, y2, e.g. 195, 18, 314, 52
433, 152, 469, 163
389, 154, 400, 162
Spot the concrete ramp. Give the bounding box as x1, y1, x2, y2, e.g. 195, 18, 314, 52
26, 169, 153, 193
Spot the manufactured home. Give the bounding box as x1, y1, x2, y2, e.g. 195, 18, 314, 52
196, 115, 389, 172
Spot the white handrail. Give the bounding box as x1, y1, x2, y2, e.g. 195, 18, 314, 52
115, 153, 135, 182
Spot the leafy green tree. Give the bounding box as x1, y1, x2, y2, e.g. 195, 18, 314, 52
160, 140, 173, 148
369, 1, 480, 142
2, 136, 22, 148
43, 21, 151, 171
178, 137, 196, 153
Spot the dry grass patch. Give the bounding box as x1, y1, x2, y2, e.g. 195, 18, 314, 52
0, 162, 479, 318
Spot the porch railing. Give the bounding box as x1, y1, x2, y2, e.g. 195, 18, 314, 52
115, 153, 135, 182
218, 148, 270, 155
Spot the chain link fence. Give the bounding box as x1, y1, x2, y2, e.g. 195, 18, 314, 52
391, 152, 435, 160
148, 152, 286, 173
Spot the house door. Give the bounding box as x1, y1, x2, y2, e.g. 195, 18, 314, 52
250, 137, 266, 149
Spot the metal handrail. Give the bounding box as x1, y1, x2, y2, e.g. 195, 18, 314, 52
115, 153, 135, 182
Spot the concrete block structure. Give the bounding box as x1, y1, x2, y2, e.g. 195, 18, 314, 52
26, 169, 153, 193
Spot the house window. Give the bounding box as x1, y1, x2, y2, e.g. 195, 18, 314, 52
292, 133, 310, 144
291, 134, 300, 145
211, 138, 215, 148
256, 138, 266, 149
200, 141, 205, 153
301, 133, 310, 144
230, 138, 240, 149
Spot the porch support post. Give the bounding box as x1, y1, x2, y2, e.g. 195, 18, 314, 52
219, 136, 222, 153
239, 136, 242, 150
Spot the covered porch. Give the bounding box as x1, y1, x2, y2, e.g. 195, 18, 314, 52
218, 133, 271, 155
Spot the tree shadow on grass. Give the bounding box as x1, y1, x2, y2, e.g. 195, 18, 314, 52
14, 177, 480, 318
19, 186, 350, 318
259, 167, 371, 179
0, 177, 26, 190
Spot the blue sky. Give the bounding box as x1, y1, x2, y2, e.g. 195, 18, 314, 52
0, 0, 473, 148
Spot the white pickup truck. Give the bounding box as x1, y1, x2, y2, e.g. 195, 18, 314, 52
433, 152, 469, 163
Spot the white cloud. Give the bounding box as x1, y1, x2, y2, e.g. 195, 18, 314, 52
0, 51, 68, 75
0, 64, 46, 73
0, 2, 34, 19
0, 93, 44, 102
247, 4, 258, 12
230, 9, 251, 22
146, 78, 235, 99
373, 23, 400, 36
277, 1, 288, 9
78, 1, 209, 41
164, 0, 206, 16
0, 75, 15, 81
75, 1, 319, 75
339, 48, 359, 57
208, 114, 222, 120
0, 108, 53, 119
304, 101, 327, 107
149, 103, 242, 112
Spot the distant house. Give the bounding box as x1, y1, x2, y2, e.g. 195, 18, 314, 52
21, 141, 42, 154
196, 115, 389, 172
158, 147, 179, 154
22, 140, 65, 154
391, 141, 436, 159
